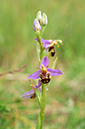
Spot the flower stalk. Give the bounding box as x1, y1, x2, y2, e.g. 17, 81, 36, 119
36, 83, 47, 129
22, 11, 63, 129
36, 28, 44, 62
40, 83, 47, 129
36, 31, 42, 45
35, 19, 46, 128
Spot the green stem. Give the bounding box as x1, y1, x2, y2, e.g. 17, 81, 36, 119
41, 26, 46, 35
36, 31, 42, 45
40, 83, 47, 129
36, 84, 47, 129
40, 45, 43, 61
36, 30, 44, 63
36, 29, 46, 129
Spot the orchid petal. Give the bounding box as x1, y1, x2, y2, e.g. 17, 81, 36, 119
35, 38, 51, 44
34, 38, 38, 42
38, 87, 42, 93
38, 80, 42, 86
34, 38, 51, 49
28, 70, 41, 79
35, 80, 42, 88
46, 88, 49, 91
42, 39, 52, 44
47, 68, 63, 76
40, 56, 49, 67
42, 39, 52, 49
21, 89, 34, 98
43, 43, 50, 49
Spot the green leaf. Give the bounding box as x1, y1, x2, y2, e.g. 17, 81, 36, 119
36, 43, 40, 63
36, 112, 41, 129
35, 88, 41, 107
51, 56, 58, 69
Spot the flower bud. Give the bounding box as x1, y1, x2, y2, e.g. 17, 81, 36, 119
33, 19, 41, 31
36, 11, 42, 25
42, 13, 48, 26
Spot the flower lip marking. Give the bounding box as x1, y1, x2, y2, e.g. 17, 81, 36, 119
39, 72, 50, 84
40, 65, 50, 84
37, 64, 50, 84
41, 64, 47, 76
30, 92, 36, 99
48, 46, 55, 57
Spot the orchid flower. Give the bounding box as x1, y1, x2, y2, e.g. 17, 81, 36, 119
28, 56, 63, 84
21, 80, 42, 99
35, 38, 62, 56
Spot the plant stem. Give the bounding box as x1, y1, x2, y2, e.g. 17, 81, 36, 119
36, 29, 46, 129
40, 83, 47, 129
40, 45, 43, 61
36, 31, 42, 45
41, 26, 46, 35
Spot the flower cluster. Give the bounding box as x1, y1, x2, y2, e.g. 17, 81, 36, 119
22, 11, 63, 100
33, 11, 62, 57
22, 11, 63, 129
33, 11, 48, 32
22, 57, 63, 99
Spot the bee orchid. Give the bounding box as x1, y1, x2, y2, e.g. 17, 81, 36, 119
28, 56, 63, 84
21, 80, 42, 99
35, 38, 62, 56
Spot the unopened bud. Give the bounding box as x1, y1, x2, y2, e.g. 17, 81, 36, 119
42, 13, 48, 26
36, 11, 42, 25
33, 19, 41, 31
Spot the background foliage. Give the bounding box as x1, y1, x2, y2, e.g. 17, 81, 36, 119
0, 0, 85, 129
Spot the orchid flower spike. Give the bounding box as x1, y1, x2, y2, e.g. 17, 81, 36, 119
28, 56, 63, 84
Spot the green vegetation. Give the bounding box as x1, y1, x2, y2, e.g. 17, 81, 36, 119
0, 0, 85, 128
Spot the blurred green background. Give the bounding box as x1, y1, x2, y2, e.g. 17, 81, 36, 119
0, 0, 85, 129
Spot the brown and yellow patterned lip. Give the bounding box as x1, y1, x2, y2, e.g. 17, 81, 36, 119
41, 64, 47, 76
